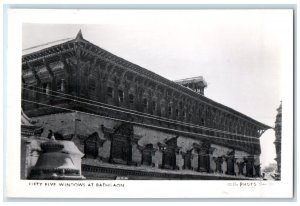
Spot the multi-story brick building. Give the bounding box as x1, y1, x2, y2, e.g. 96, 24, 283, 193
21, 30, 270, 180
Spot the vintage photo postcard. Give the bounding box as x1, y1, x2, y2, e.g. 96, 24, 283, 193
4, 8, 294, 199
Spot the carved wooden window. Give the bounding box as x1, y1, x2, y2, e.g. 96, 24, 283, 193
188, 113, 192, 122
141, 144, 154, 166
160, 102, 165, 114
152, 100, 156, 111
168, 106, 172, 116
42, 83, 48, 94
41, 82, 51, 96
88, 79, 96, 91
129, 94, 134, 103
200, 118, 205, 126
179, 101, 183, 110
107, 87, 113, 98
55, 79, 65, 92
143, 98, 148, 108
118, 90, 124, 103
161, 138, 178, 170
142, 150, 152, 166
111, 137, 132, 164
109, 124, 134, 165
56, 80, 61, 91
175, 109, 179, 118
162, 148, 176, 169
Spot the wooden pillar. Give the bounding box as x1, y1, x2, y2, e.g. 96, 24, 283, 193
27, 62, 41, 107
124, 81, 130, 108
75, 48, 81, 96
112, 75, 119, 106
60, 56, 70, 94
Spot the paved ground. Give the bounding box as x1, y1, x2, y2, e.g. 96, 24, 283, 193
262, 173, 278, 181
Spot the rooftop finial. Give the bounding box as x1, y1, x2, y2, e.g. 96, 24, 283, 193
76, 29, 83, 40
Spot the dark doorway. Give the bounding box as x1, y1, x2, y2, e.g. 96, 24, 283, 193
198, 151, 210, 172
226, 157, 235, 175
245, 157, 254, 177
141, 144, 154, 166
226, 150, 235, 175
160, 137, 179, 170
162, 148, 177, 169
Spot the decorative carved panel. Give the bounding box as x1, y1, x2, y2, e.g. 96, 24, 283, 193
101, 123, 139, 165
194, 141, 212, 173
111, 137, 132, 164
162, 148, 177, 169
159, 136, 180, 170
84, 132, 105, 159
198, 151, 210, 173
139, 144, 156, 166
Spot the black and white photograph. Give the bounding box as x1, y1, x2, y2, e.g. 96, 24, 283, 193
5, 8, 294, 198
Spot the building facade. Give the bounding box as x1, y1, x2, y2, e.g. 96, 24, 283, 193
21, 31, 270, 180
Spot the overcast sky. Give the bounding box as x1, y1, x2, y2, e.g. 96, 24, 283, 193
22, 10, 293, 167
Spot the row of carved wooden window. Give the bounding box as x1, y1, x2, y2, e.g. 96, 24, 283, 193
105, 87, 158, 112
39, 79, 66, 94
23, 80, 66, 104
88, 84, 257, 137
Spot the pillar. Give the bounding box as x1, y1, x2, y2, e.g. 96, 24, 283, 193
132, 144, 142, 166
176, 153, 184, 170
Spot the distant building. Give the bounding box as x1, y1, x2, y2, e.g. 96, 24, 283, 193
21, 30, 270, 180
274, 102, 282, 176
